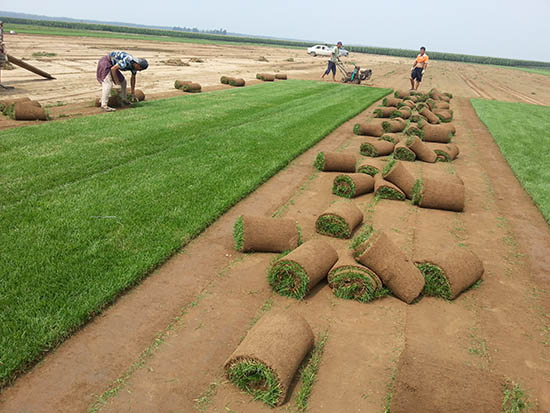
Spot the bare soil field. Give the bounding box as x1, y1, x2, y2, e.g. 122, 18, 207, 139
1, 33, 550, 412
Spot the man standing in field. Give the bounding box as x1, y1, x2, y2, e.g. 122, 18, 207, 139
410, 46, 429, 91
321, 41, 343, 81
96, 51, 148, 111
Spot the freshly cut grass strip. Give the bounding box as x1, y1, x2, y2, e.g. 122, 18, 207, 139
333, 173, 374, 198
233, 216, 301, 252
420, 122, 453, 143
380, 133, 402, 144
316, 202, 363, 239
382, 159, 416, 199
373, 107, 396, 118
275, 74, 288, 80
382, 118, 406, 133
394, 142, 416, 162
354, 122, 385, 137
374, 173, 406, 200
12, 102, 48, 121
415, 248, 484, 299
314, 151, 356, 172
425, 142, 459, 162
420, 107, 440, 124
382, 96, 402, 107
268, 239, 338, 299
352, 230, 425, 303
225, 311, 314, 406
433, 108, 453, 122
360, 137, 395, 157
412, 178, 465, 211
405, 135, 437, 163
356, 158, 386, 176
328, 249, 388, 302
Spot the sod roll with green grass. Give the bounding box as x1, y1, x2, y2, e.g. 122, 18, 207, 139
380, 133, 402, 144
352, 229, 424, 304
360, 137, 395, 157
133, 89, 145, 101
174, 79, 193, 89
433, 108, 453, 122
382, 118, 407, 133
328, 249, 388, 303
391, 108, 411, 120
415, 248, 483, 299
394, 90, 411, 99
11, 102, 48, 121
405, 125, 425, 139
268, 239, 338, 299
420, 123, 453, 143
229, 78, 246, 87
394, 142, 417, 162
425, 142, 460, 162
316, 202, 363, 239
409, 113, 427, 124
233, 215, 301, 253
374, 173, 406, 200
419, 107, 440, 124
412, 178, 465, 212
220, 75, 232, 84
275, 74, 288, 80
0, 97, 31, 112
353, 122, 385, 137
224, 310, 314, 406
399, 100, 416, 109
257, 73, 275, 81
382, 96, 402, 107
383, 159, 416, 199
373, 107, 395, 118
332, 173, 374, 198
314, 151, 356, 172
405, 135, 437, 163
356, 159, 386, 176
180, 82, 202, 93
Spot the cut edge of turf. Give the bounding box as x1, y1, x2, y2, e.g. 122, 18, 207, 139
416, 262, 452, 300
268, 260, 309, 299
376, 185, 406, 201
329, 270, 390, 303
360, 143, 378, 157
357, 165, 379, 176
314, 152, 325, 171
316, 214, 351, 239
350, 225, 375, 257
394, 146, 416, 162
333, 175, 355, 198
233, 216, 245, 251
412, 178, 424, 205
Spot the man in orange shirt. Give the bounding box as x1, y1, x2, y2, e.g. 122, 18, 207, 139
410, 46, 429, 91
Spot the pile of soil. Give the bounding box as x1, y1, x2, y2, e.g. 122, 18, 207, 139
360, 137, 395, 157
224, 311, 314, 407
233, 215, 301, 253
374, 173, 406, 200
412, 178, 465, 212
314, 151, 356, 172
315, 202, 363, 239
332, 173, 374, 198
268, 239, 338, 299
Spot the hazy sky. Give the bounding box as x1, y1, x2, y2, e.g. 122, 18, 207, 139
3, 0, 549, 61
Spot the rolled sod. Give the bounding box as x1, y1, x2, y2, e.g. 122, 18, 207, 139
353, 122, 385, 137
316, 202, 363, 239
332, 173, 374, 198
420, 123, 453, 143
425, 142, 460, 162
419, 107, 441, 124
373, 107, 396, 118
352, 230, 425, 303
380, 133, 402, 144
391, 108, 411, 119
415, 248, 483, 300
314, 151, 356, 172
224, 310, 314, 406
399, 100, 416, 109
394, 90, 411, 99
181, 82, 202, 93
94, 95, 124, 108
220, 76, 232, 84
434, 101, 450, 109
275, 74, 288, 80
382, 96, 402, 107
393, 142, 417, 162
268, 239, 338, 299
405, 135, 437, 163
174, 80, 193, 89
356, 159, 386, 176
412, 178, 465, 212
233, 215, 301, 253
133, 89, 145, 101
382, 118, 406, 133
0, 97, 31, 111
430, 88, 451, 102
374, 173, 406, 200
433, 108, 453, 122
409, 113, 426, 124
13, 102, 48, 121
257, 73, 275, 81
328, 249, 387, 303
229, 78, 246, 87
360, 137, 395, 157
382, 159, 416, 199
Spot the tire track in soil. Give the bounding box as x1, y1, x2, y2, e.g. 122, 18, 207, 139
458, 73, 495, 100
490, 83, 544, 105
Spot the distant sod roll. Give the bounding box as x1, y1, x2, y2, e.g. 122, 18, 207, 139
229, 78, 246, 87
380, 133, 402, 144
224, 311, 314, 407
328, 249, 387, 303
233, 216, 301, 253
373, 107, 396, 118
399, 100, 416, 109
360, 137, 395, 157
394, 90, 411, 99
356, 159, 386, 176
314, 151, 356, 172
174, 80, 193, 89
0, 97, 31, 111
13, 102, 48, 121
220, 76, 233, 84
420, 107, 441, 124
382, 118, 407, 133
275, 73, 288, 80
257, 73, 275, 81
374, 173, 406, 200
354, 122, 385, 137
382, 159, 416, 199
333, 173, 374, 198
181, 82, 202, 93
382, 96, 402, 107
425, 142, 460, 162
415, 248, 484, 299
405, 135, 437, 163
352, 230, 425, 303
133, 89, 145, 101
434, 101, 450, 109
268, 239, 338, 299
412, 178, 465, 212
394, 142, 416, 162
316, 202, 363, 239
433, 108, 453, 122
391, 109, 411, 120
420, 123, 453, 143
409, 113, 427, 123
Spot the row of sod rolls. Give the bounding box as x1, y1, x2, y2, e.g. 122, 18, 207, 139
256, 73, 288, 81
0, 97, 49, 121
174, 80, 202, 92
220, 75, 246, 87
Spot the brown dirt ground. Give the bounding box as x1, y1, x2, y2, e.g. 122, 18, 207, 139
1, 33, 550, 413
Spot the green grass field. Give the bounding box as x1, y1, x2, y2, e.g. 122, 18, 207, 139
0, 80, 391, 386
472, 99, 550, 221
518, 67, 550, 76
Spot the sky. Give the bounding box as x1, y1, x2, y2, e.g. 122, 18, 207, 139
3, 0, 549, 62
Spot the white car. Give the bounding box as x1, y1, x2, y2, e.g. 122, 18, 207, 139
307, 45, 349, 57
